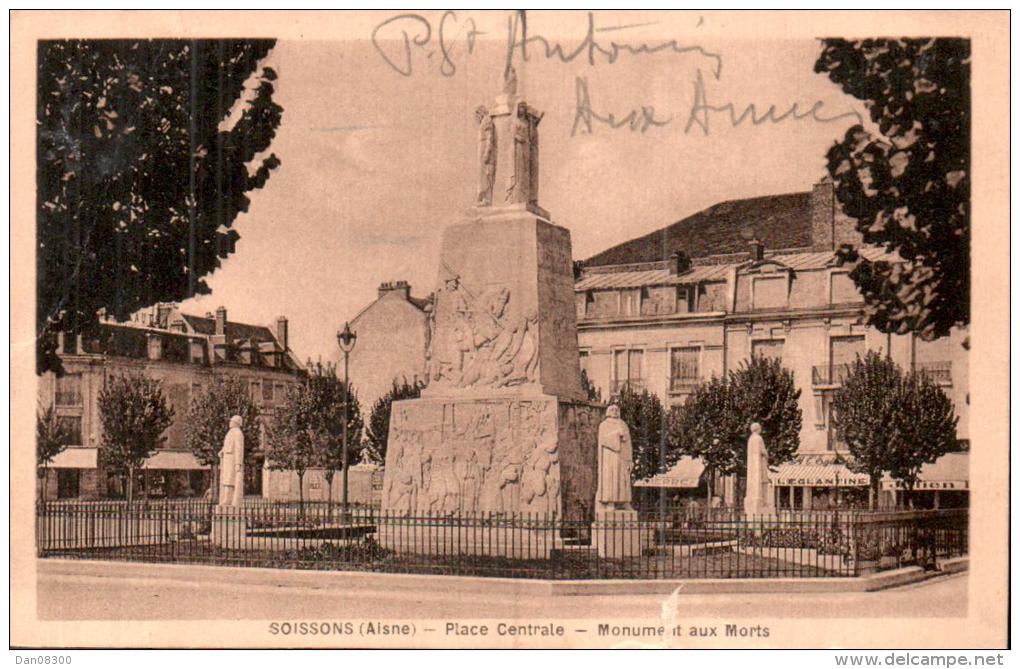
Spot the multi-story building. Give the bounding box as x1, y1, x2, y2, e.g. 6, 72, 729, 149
575, 179, 969, 510
38, 303, 304, 500
345, 280, 432, 425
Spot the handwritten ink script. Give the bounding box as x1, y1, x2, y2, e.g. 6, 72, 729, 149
372, 11, 483, 77
572, 70, 863, 137
371, 11, 863, 137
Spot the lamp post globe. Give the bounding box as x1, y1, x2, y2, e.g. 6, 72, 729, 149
336, 322, 357, 520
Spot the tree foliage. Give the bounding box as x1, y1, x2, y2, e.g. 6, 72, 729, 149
37, 39, 283, 374
97, 373, 175, 502
364, 378, 426, 465
671, 356, 802, 477
816, 38, 970, 340
613, 384, 667, 481
264, 368, 363, 511
832, 351, 958, 504
37, 404, 70, 501
37, 404, 70, 467
580, 368, 602, 404
184, 375, 262, 468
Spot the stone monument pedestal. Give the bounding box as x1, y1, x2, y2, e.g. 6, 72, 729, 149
591, 508, 651, 559
210, 509, 247, 549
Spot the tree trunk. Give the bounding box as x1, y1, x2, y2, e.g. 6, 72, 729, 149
41, 466, 49, 503
211, 463, 219, 501
297, 471, 305, 520
127, 464, 135, 505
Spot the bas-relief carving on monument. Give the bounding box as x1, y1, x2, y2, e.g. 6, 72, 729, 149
425, 268, 539, 391
382, 399, 564, 516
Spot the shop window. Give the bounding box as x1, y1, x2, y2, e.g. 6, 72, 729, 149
57, 469, 80, 499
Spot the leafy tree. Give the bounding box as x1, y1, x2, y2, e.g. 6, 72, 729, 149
580, 368, 602, 404
305, 362, 364, 510
670, 356, 802, 499
265, 384, 316, 515
727, 356, 802, 468
888, 371, 959, 492
37, 39, 283, 374
833, 351, 958, 507
613, 384, 667, 481
183, 375, 262, 496
816, 39, 970, 340
830, 352, 902, 507
97, 374, 175, 503
37, 405, 70, 502
364, 378, 425, 465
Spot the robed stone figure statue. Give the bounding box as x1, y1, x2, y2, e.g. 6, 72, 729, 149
596, 404, 633, 510
744, 422, 774, 515
218, 415, 245, 508
475, 105, 496, 206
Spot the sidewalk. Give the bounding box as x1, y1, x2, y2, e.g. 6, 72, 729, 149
37, 555, 967, 597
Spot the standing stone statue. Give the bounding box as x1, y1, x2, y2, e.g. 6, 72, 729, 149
475, 105, 496, 206
596, 404, 633, 510
218, 415, 245, 508
744, 422, 774, 515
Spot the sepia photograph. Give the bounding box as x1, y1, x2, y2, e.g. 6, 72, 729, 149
9, 9, 1010, 651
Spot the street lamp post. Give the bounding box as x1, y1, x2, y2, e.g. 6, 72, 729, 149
337, 322, 357, 522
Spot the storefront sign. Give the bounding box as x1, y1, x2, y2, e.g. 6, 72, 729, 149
883, 480, 968, 491
773, 475, 870, 487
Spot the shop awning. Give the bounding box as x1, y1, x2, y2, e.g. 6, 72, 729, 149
46, 447, 98, 469
770, 462, 870, 487
881, 453, 969, 491
635, 457, 705, 488
142, 450, 209, 471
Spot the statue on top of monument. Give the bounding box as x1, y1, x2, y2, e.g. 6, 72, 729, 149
475, 105, 496, 206
506, 101, 543, 206
744, 422, 774, 515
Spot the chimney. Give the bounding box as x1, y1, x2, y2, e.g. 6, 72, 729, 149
749, 239, 765, 261
667, 249, 691, 275
378, 280, 411, 301
215, 306, 227, 335
276, 316, 289, 350
810, 178, 836, 251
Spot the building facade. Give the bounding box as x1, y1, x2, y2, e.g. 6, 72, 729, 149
576, 179, 970, 510
345, 280, 432, 425
38, 304, 304, 500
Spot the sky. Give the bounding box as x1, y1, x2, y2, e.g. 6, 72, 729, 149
181, 10, 871, 364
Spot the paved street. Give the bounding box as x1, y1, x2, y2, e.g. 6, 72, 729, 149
37, 561, 966, 621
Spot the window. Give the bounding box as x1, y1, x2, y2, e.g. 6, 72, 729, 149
57, 415, 82, 446
274, 383, 287, 401
620, 289, 641, 316
190, 340, 205, 364
250, 380, 262, 403
55, 374, 83, 407
147, 335, 162, 360
670, 347, 700, 391
752, 339, 785, 361
57, 469, 80, 499
262, 379, 275, 402
827, 335, 865, 386
578, 351, 590, 378
829, 272, 859, 304
612, 349, 644, 392
752, 276, 788, 310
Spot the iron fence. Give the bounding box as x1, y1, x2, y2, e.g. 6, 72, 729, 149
36, 502, 966, 580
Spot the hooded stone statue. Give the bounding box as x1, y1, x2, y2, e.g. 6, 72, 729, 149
744, 422, 773, 515
596, 404, 633, 509
218, 415, 245, 508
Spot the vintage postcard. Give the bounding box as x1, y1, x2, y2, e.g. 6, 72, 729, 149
9, 10, 1009, 650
